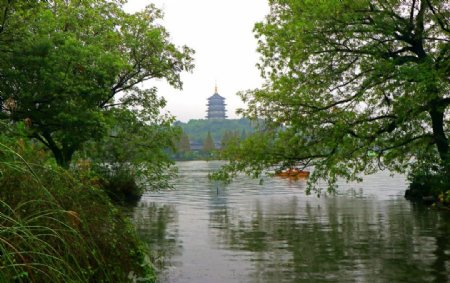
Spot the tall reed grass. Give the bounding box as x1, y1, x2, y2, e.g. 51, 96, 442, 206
0, 141, 155, 282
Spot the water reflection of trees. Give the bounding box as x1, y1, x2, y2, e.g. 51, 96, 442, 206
132, 202, 181, 273
209, 197, 450, 282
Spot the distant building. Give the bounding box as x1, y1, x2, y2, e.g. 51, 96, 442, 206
206, 86, 227, 119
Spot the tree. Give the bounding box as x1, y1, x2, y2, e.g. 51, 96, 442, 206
178, 132, 191, 153
240, 130, 247, 141
221, 131, 232, 149
83, 91, 180, 189
221, 130, 241, 150
217, 0, 450, 193
175, 118, 255, 144
203, 131, 216, 152
0, 0, 194, 168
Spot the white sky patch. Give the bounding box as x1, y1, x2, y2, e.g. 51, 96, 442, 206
124, 0, 269, 122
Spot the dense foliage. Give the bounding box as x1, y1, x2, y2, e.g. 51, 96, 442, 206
203, 131, 216, 152
217, 0, 450, 196
0, 0, 194, 281
0, 0, 193, 168
175, 118, 254, 144
0, 136, 155, 282
171, 118, 255, 160
82, 104, 179, 202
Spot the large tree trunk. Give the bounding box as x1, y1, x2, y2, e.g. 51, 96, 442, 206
429, 103, 450, 174
405, 105, 449, 202
48, 144, 74, 169
40, 131, 75, 169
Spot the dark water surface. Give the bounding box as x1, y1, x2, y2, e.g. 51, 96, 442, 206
132, 161, 450, 283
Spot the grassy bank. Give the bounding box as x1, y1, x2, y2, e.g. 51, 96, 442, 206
0, 141, 155, 282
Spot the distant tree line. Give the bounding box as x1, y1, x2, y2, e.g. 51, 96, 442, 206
172, 118, 256, 160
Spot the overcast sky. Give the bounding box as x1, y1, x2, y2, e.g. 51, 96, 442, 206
124, 0, 269, 122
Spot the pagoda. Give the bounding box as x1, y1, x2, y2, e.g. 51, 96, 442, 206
206, 86, 227, 119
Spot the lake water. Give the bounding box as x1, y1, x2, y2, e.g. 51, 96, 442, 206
132, 161, 450, 283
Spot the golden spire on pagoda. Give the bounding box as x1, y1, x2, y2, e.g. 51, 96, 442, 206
214, 82, 218, 93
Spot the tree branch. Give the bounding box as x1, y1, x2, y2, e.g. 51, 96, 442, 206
409, 0, 417, 25
0, 0, 12, 34
425, 0, 450, 34
380, 134, 432, 153
32, 133, 50, 148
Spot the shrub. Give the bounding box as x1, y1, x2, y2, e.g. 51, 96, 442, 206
0, 141, 155, 282
95, 166, 143, 205
406, 165, 450, 205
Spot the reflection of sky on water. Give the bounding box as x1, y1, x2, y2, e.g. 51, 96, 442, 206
133, 161, 450, 283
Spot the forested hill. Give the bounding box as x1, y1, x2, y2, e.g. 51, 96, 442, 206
175, 118, 255, 144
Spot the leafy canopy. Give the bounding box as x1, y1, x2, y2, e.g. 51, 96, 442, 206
0, 0, 194, 167
217, 0, 450, 193
84, 91, 180, 191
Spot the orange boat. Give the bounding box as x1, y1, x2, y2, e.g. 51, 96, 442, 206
275, 169, 310, 179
